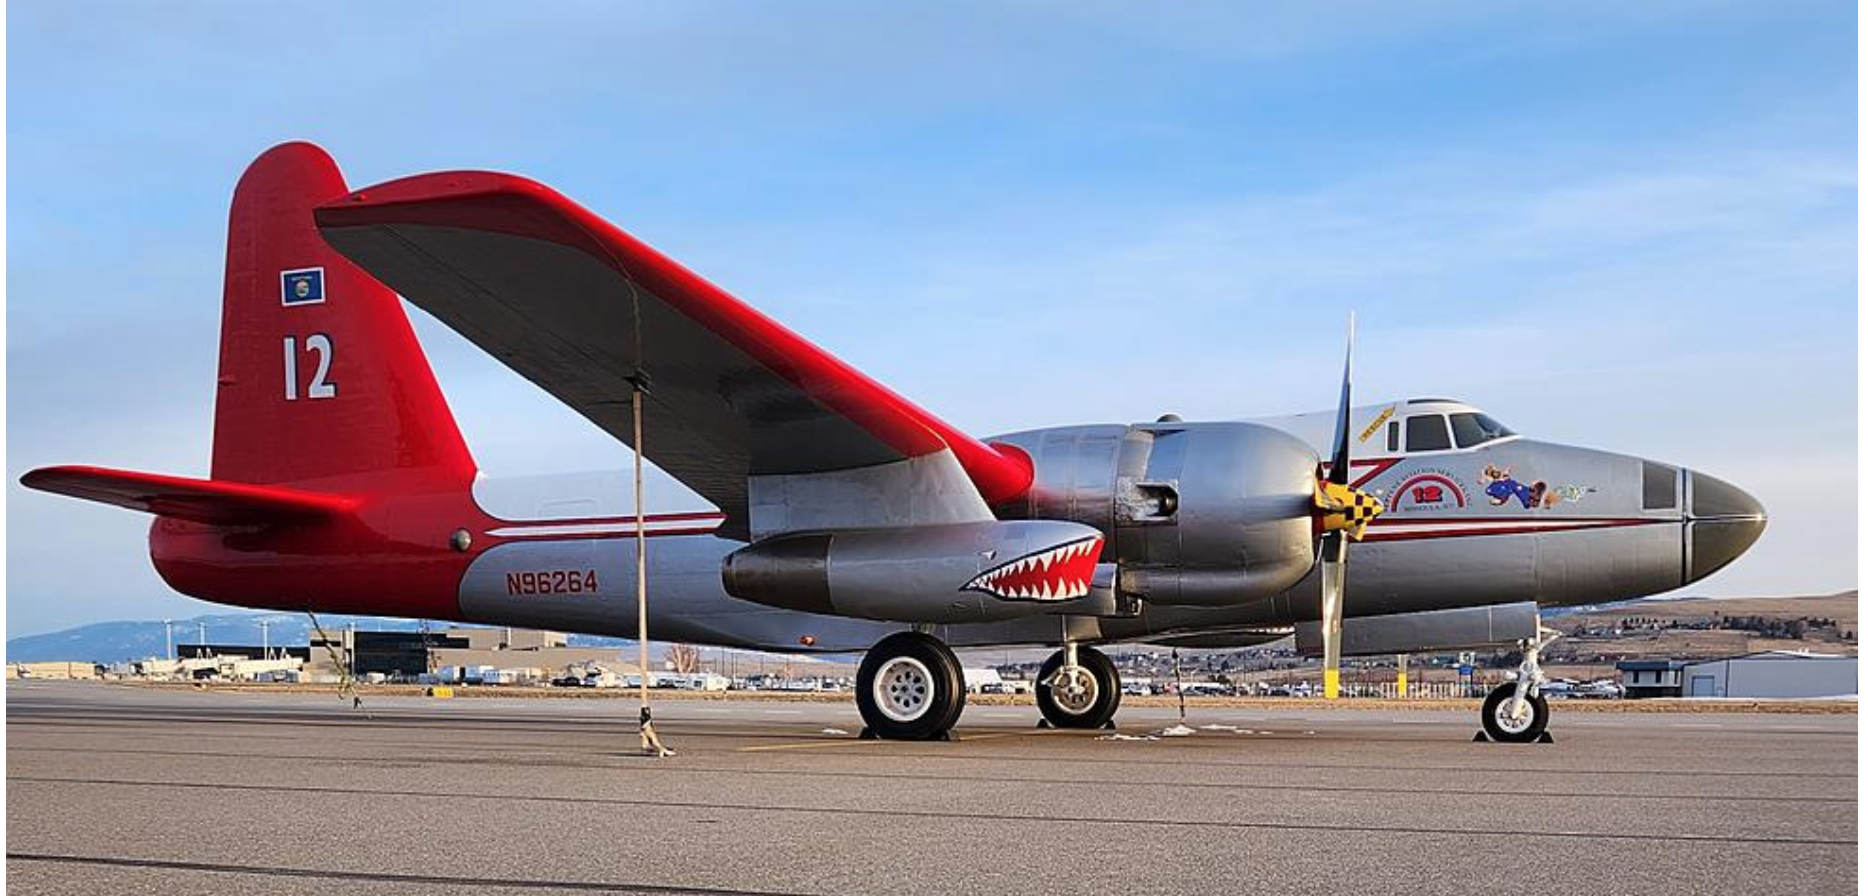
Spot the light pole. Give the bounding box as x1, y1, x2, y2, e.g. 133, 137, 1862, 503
162, 619, 174, 661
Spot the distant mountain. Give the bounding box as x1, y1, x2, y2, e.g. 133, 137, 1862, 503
4, 612, 643, 665
1542, 590, 1858, 624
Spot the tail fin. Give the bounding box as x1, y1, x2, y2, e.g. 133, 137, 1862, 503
212, 142, 475, 486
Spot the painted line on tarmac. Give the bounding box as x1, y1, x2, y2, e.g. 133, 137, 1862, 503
740, 731, 1032, 752
6, 853, 804, 896
7, 779, 1853, 846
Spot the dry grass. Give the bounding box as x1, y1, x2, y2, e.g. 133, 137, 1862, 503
117, 680, 1855, 714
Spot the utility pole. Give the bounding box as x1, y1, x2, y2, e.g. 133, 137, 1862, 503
162, 619, 173, 661
259, 618, 272, 661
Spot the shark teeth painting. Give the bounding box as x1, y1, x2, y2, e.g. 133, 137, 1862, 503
961, 536, 1103, 601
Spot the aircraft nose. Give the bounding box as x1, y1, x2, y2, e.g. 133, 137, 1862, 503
1685, 471, 1766, 583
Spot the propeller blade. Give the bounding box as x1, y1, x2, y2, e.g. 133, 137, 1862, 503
1327, 311, 1355, 486
1320, 530, 1346, 699
1320, 311, 1356, 699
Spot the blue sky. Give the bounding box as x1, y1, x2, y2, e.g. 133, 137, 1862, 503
7, 2, 1857, 636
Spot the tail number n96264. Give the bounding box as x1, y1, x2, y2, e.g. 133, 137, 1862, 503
506, 570, 600, 596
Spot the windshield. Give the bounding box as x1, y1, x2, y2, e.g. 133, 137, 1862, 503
1449, 412, 1515, 448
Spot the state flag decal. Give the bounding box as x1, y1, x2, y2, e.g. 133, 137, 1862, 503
281, 268, 325, 306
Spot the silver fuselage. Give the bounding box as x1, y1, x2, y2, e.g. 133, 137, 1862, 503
454, 401, 1765, 653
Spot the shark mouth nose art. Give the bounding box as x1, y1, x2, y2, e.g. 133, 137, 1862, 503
963, 536, 1103, 601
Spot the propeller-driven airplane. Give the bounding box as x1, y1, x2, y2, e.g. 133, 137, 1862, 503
24, 143, 1767, 743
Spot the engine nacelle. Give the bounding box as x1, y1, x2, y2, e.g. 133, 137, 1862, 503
722, 520, 1110, 624
990, 421, 1319, 607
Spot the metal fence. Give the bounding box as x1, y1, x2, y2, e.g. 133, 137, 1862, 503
1355, 680, 1486, 699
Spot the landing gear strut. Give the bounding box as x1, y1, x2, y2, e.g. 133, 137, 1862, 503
856, 631, 966, 740
1037, 644, 1121, 729
1480, 624, 1558, 743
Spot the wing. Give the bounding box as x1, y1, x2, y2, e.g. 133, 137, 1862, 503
20, 466, 356, 526
313, 171, 1031, 538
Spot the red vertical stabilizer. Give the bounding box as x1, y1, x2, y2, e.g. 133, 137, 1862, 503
212, 141, 475, 488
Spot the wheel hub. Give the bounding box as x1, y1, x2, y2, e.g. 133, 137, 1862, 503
1050, 665, 1099, 715
1492, 695, 1534, 734
873, 656, 934, 723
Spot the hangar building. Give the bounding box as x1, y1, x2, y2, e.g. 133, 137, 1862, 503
1678, 651, 1856, 699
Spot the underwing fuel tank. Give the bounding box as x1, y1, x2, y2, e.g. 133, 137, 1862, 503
722, 520, 1111, 624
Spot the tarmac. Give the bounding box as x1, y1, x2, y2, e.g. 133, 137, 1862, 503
6, 681, 1857, 895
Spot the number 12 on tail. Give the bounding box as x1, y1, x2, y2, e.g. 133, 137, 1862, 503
283, 334, 337, 401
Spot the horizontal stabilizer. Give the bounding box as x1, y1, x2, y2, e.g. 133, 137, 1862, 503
20, 465, 356, 526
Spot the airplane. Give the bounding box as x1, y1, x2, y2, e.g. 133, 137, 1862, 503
21, 142, 1767, 744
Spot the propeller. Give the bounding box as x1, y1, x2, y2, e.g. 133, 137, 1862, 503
1312, 312, 1383, 699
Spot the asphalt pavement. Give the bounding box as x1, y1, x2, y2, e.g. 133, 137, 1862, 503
5, 681, 1857, 895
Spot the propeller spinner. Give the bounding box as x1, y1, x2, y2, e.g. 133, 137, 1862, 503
1311, 313, 1383, 699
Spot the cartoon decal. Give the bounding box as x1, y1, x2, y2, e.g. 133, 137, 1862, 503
1386, 469, 1467, 512
1477, 465, 1594, 510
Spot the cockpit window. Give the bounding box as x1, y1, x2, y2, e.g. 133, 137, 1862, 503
1449, 412, 1515, 448
1405, 415, 1452, 452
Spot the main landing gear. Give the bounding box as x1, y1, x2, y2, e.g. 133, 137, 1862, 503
1480, 624, 1559, 744
856, 631, 966, 740
1036, 643, 1121, 730
853, 634, 1125, 739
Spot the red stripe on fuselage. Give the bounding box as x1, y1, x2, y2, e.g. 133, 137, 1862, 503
1360, 518, 1665, 542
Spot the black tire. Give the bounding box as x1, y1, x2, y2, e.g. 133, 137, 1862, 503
1481, 682, 1550, 743
856, 631, 966, 740
1036, 646, 1122, 729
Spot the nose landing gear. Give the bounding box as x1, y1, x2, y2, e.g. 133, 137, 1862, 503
1037, 643, 1121, 730
1479, 624, 1559, 744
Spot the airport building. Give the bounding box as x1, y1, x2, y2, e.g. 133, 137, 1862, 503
1678, 651, 1857, 699
304, 627, 624, 683
179, 644, 311, 662
1618, 651, 1857, 699
1616, 660, 1688, 698
6, 662, 101, 680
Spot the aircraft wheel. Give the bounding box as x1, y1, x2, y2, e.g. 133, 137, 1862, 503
856, 631, 966, 740
1037, 646, 1121, 729
1481, 682, 1550, 743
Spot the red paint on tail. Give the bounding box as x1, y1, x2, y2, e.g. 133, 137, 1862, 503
212, 142, 474, 489
23, 143, 489, 621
